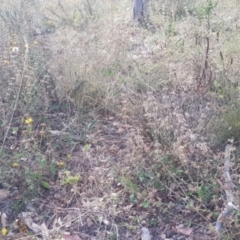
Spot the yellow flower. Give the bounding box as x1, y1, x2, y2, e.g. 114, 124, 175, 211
57, 161, 65, 168
2, 227, 8, 236
12, 162, 19, 168
25, 117, 33, 125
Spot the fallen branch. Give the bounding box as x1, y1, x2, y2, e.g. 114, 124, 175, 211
216, 141, 239, 234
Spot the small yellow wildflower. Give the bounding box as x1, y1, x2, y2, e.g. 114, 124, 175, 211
2, 227, 8, 236
12, 162, 19, 168
25, 117, 33, 125
57, 161, 65, 168
33, 41, 39, 45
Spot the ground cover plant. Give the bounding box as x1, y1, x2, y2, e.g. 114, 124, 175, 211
1, 0, 240, 239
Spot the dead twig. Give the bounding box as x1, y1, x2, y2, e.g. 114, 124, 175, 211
216, 140, 239, 235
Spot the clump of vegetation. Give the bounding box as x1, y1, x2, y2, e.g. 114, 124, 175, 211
214, 107, 240, 146
1, 0, 240, 239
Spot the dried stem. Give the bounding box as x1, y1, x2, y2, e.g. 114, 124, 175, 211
216, 142, 239, 234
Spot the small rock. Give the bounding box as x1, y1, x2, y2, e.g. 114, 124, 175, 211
166, 229, 174, 238
141, 227, 151, 240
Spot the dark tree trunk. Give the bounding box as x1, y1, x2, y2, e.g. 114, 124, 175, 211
133, 0, 149, 23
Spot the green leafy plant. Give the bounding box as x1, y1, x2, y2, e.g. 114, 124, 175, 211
197, 0, 218, 27
12, 199, 26, 214
40, 180, 51, 189
166, 21, 176, 37
122, 177, 139, 193
62, 171, 81, 185
137, 170, 153, 186
149, 218, 158, 226
198, 184, 213, 203
25, 171, 51, 191
141, 199, 150, 208
214, 108, 240, 145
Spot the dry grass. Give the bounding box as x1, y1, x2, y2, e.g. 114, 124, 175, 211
1, 0, 240, 239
